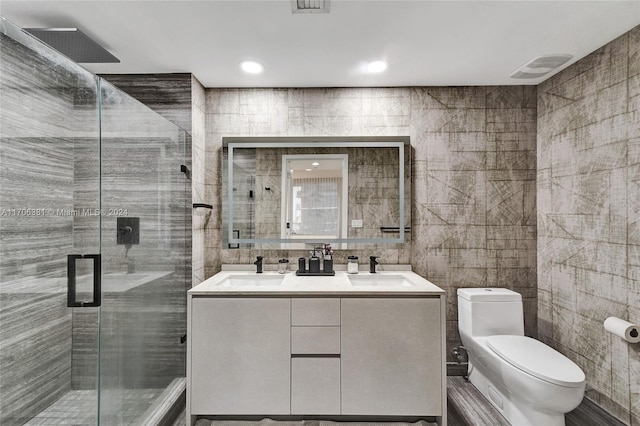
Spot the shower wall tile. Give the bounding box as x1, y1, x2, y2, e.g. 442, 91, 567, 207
537, 25, 640, 425
0, 286, 73, 425
71, 135, 189, 389
0, 35, 94, 139
100, 74, 193, 133
101, 73, 201, 286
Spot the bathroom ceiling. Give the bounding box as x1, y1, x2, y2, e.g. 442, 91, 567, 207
1, 1, 639, 87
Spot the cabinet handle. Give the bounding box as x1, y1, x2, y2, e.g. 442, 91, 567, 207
291, 354, 340, 358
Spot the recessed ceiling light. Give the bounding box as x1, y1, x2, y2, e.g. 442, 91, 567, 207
366, 60, 388, 73
240, 60, 264, 74
312, 162, 320, 167
305, 168, 312, 172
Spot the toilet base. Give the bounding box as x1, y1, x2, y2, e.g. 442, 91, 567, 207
468, 362, 567, 426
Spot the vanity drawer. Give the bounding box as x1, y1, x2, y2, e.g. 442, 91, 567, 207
291, 298, 340, 326
291, 326, 340, 354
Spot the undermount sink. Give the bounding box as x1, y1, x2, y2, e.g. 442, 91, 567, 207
347, 274, 415, 287
218, 275, 285, 287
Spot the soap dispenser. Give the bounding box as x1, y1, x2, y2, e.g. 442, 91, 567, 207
308, 250, 320, 273
322, 243, 334, 273
347, 255, 359, 274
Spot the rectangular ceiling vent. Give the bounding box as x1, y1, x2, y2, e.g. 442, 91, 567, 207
510, 54, 572, 79
24, 28, 120, 63
291, 0, 330, 14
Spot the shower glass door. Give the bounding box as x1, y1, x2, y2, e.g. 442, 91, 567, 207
0, 17, 102, 425
1, 17, 188, 425
97, 79, 188, 425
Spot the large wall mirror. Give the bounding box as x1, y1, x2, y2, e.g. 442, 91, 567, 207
222, 137, 411, 249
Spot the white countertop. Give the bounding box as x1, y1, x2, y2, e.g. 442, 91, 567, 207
189, 267, 445, 296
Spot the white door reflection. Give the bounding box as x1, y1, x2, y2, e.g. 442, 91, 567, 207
281, 154, 348, 249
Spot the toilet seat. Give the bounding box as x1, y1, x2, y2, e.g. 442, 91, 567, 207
486, 335, 585, 388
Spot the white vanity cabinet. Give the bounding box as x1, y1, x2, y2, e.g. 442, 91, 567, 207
189, 298, 291, 415
186, 270, 447, 426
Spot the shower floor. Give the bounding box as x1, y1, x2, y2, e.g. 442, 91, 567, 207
24, 388, 164, 425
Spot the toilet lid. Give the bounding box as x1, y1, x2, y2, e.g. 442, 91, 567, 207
487, 335, 585, 388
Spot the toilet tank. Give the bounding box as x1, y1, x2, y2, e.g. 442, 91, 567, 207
457, 288, 524, 337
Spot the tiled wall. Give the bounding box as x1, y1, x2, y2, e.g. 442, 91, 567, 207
100, 74, 193, 132
192, 76, 207, 286
410, 86, 538, 357
537, 25, 640, 424
204, 87, 538, 361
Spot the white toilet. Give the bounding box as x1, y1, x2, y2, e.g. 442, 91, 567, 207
457, 288, 586, 426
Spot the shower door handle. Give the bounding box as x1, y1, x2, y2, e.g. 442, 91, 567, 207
67, 254, 101, 307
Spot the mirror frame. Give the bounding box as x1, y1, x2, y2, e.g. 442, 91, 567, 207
223, 136, 409, 246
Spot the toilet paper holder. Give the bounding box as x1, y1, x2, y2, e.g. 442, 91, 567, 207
604, 317, 640, 343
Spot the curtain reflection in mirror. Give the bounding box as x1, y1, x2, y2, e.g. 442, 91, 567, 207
290, 177, 341, 238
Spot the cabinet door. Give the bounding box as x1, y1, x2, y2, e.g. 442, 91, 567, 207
341, 298, 442, 416
291, 357, 341, 414
190, 298, 290, 414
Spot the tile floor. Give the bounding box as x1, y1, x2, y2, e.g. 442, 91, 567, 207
24, 391, 98, 426
24, 388, 163, 425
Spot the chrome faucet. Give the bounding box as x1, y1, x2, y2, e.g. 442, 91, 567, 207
369, 256, 379, 273
254, 256, 263, 274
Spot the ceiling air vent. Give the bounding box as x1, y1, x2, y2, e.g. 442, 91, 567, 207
291, 0, 330, 14
510, 54, 572, 79
24, 28, 120, 63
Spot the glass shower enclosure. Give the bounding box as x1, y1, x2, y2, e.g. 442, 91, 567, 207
0, 17, 189, 425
